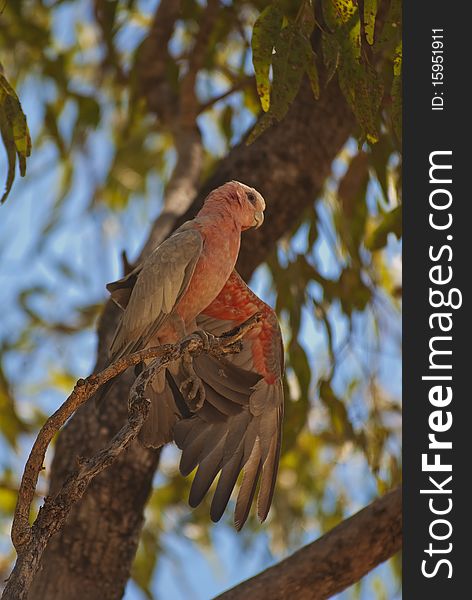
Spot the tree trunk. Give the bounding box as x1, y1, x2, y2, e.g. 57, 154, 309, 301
28, 79, 354, 599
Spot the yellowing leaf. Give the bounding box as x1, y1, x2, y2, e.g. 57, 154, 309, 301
251, 4, 283, 112
0, 487, 17, 515
49, 370, 77, 393
0, 73, 31, 204
393, 41, 402, 76
322, 0, 357, 29
248, 22, 317, 144
390, 41, 402, 144
336, 20, 383, 143
363, 0, 377, 45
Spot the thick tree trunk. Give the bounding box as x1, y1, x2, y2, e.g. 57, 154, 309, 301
28, 79, 354, 599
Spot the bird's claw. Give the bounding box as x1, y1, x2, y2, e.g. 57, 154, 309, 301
179, 375, 205, 412
180, 349, 206, 412
189, 329, 215, 352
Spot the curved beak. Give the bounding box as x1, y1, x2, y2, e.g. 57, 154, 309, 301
254, 210, 264, 228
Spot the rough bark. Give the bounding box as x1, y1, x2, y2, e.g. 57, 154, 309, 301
216, 487, 402, 600
27, 77, 354, 600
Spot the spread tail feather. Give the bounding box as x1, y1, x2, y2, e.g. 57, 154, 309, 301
139, 370, 180, 448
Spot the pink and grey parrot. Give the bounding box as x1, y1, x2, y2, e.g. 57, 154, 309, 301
103, 181, 265, 447
173, 270, 284, 529
103, 182, 285, 527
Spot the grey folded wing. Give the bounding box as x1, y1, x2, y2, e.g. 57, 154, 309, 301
108, 226, 203, 360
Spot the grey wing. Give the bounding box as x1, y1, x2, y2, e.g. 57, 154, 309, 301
109, 227, 203, 360
173, 314, 284, 530
106, 263, 143, 311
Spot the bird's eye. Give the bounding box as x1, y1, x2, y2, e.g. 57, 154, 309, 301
246, 191, 256, 205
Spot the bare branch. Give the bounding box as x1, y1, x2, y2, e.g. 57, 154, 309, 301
139, 126, 205, 259
215, 487, 402, 600
4, 314, 262, 600
180, 0, 220, 127
198, 76, 255, 115
137, 1, 222, 260
136, 0, 181, 121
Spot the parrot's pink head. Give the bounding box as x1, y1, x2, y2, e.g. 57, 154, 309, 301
201, 181, 266, 231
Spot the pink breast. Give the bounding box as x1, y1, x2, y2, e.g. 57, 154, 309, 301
176, 233, 239, 325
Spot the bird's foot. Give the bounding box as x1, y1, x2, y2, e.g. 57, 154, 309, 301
188, 329, 216, 352
179, 350, 206, 412
179, 373, 206, 412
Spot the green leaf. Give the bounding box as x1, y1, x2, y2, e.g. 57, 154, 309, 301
248, 2, 319, 144
319, 380, 356, 441
0, 73, 32, 203
365, 205, 402, 251
75, 94, 101, 129
0, 486, 17, 516
271, 25, 311, 117
321, 1, 383, 142
336, 151, 369, 257
220, 104, 234, 145
375, 0, 402, 52
336, 20, 383, 143
248, 22, 315, 144
363, 0, 377, 45
393, 41, 402, 77
391, 42, 402, 143
369, 135, 394, 201
304, 44, 320, 99
269, 2, 317, 117
321, 32, 340, 84
251, 4, 283, 112
0, 362, 29, 449
131, 528, 159, 599
322, 0, 357, 29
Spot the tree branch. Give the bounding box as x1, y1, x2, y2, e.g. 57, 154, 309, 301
180, 0, 220, 127
215, 487, 402, 600
198, 76, 255, 115
4, 315, 262, 600
135, 0, 181, 122
139, 0, 221, 259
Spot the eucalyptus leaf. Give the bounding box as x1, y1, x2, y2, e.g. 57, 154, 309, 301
251, 4, 283, 112
0, 74, 31, 203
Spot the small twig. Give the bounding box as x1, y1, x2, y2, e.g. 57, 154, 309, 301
198, 76, 255, 115
180, 0, 220, 127
136, 0, 181, 120
4, 314, 261, 600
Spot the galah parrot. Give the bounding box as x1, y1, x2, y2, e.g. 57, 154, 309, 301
101, 181, 265, 447
172, 270, 284, 529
